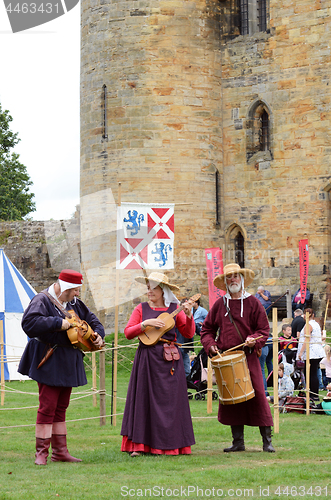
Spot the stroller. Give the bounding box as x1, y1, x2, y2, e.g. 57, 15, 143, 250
186, 348, 219, 401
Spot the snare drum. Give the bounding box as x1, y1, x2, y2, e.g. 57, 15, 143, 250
211, 350, 255, 405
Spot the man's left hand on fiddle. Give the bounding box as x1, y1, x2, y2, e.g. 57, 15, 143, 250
92, 334, 105, 348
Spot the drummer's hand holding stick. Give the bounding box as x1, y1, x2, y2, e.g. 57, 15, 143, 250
245, 336, 257, 348
209, 345, 219, 357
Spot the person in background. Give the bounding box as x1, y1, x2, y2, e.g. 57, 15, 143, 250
192, 298, 208, 335
320, 345, 331, 389
201, 263, 275, 453
176, 297, 192, 377
291, 309, 305, 339
297, 308, 325, 401
255, 286, 272, 312
18, 269, 105, 465
279, 324, 297, 352
267, 362, 294, 408
292, 288, 311, 316
316, 383, 331, 415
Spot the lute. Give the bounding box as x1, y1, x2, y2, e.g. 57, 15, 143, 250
138, 293, 201, 346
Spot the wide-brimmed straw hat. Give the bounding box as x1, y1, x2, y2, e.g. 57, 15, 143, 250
135, 272, 180, 292
213, 263, 255, 291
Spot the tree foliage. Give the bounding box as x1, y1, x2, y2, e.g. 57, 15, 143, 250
0, 104, 35, 220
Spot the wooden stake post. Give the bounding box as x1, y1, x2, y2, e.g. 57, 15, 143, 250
99, 348, 106, 425
0, 320, 4, 406
305, 311, 311, 415
92, 352, 97, 407
272, 308, 279, 433
207, 357, 213, 413
112, 182, 121, 426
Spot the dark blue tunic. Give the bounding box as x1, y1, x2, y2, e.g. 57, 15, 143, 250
18, 290, 105, 387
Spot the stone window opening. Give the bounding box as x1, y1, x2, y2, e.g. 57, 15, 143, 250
234, 231, 245, 268
259, 109, 269, 151
226, 224, 246, 269
258, 0, 267, 32
239, 0, 268, 36
219, 0, 269, 40
246, 99, 272, 164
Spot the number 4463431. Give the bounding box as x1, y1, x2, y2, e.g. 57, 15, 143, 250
274, 486, 328, 496
5, 3, 59, 14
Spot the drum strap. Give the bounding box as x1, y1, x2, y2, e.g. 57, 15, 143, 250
222, 296, 245, 345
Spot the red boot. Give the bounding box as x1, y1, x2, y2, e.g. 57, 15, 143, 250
51, 434, 82, 462
35, 437, 51, 465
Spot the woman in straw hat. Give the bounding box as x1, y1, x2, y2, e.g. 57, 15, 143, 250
121, 272, 196, 456
200, 263, 275, 453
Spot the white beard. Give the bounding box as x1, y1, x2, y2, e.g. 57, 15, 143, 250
228, 283, 242, 294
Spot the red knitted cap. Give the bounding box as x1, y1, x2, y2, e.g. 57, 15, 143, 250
58, 269, 83, 285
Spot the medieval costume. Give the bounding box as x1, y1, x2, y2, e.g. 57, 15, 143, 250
121, 272, 195, 455
18, 269, 105, 465
200, 263, 275, 452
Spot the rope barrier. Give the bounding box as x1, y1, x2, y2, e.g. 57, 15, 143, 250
1, 334, 330, 432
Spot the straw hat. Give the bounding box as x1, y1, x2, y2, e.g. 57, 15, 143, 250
213, 263, 255, 291
135, 272, 180, 292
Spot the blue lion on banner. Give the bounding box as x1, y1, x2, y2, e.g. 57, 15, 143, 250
151, 242, 172, 267
123, 210, 144, 236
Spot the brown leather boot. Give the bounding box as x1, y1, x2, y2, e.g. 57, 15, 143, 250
35, 437, 51, 465
51, 434, 82, 462
223, 425, 245, 452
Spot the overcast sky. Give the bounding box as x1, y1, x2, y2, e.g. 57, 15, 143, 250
0, 3, 80, 221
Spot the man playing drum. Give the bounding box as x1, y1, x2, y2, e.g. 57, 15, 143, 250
200, 263, 275, 453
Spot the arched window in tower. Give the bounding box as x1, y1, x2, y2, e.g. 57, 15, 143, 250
246, 99, 272, 164
227, 225, 246, 268
234, 231, 245, 268
260, 109, 269, 151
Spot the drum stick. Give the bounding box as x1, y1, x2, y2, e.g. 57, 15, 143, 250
222, 335, 264, 356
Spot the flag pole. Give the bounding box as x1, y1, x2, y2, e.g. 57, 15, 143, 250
305, 311, 311, 415
0, 320, 4, 406
112, 182, 121, 426
272, 307, 279, 433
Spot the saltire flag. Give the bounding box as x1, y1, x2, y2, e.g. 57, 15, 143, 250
205, 248, 225, 308
299, 239, 309, 304
116, 203, 175, 269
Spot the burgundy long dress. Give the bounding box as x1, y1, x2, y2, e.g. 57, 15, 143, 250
121, 302, 196, 454
201, 295, 273, 427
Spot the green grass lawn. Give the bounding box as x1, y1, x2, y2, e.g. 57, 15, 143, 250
0, 336, 330, 500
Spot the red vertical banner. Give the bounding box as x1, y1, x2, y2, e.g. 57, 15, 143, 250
299, 239, 309, 304
205, 248, 225, 309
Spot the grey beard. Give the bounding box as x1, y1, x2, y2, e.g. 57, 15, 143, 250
228, 283, 242, 294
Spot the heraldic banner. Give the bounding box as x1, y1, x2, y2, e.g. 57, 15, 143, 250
205, 248, 225, 308
116, 203, 175, 270
299, 239, 309, 304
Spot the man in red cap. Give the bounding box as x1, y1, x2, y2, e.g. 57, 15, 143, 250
18, 269, 105, 465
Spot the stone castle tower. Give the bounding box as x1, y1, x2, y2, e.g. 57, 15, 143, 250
80, 0, 331, 327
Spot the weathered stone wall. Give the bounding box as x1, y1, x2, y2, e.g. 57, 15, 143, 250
218, 0, 331, 315
80, 0, 224, 323
79, 0, 331, 321
0, 218, 81, 292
